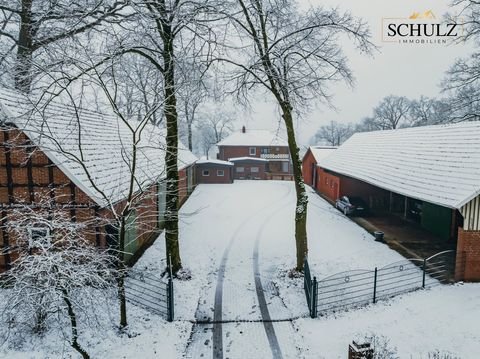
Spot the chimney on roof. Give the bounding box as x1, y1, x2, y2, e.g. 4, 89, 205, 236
242, 125, 246, 133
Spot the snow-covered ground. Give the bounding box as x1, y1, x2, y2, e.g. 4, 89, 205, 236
1, 181, 479, 358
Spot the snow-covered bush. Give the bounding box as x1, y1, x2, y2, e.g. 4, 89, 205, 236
0, 200, 120, 358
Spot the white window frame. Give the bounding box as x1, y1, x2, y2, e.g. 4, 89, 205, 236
236, 167, 244, 173
250, 167, 259, 173
202, 170, 210, 176
249, 147, 256, 156
28, 226, 51, 249
217, 169, 225, 177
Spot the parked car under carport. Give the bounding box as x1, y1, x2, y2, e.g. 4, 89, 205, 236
335, 196, 369, 216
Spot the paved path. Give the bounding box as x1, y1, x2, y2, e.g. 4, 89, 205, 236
185, 182, 301, 359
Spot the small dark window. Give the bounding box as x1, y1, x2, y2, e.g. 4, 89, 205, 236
249, 147, 256, 156
202, 170, 210, 176
28, 227, 51, 249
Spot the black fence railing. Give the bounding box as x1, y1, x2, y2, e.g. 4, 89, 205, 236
303, 257, 318, 318
304, 250, 457, 318
125, 270, 174, 322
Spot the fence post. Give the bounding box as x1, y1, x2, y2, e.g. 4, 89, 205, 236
167, 254, 174, 322
311, 276, 318, 318
373, 267, 378, 304
422, 258, 427, 288
167, 277, 174, 322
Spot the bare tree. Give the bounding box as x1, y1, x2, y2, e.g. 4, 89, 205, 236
178, 74, 208, 151
443, 1, 480, 120
0, 197, 118, 359
409, 96, 451, 126
11, 55, 168, 329
0, 0, 129, 92
371, 95, 411, 130
198, 110, 234, 157
106, 54, 165, 126
218, 0, 373, 270
115, 0, 218, 273
355, 116, 379, 133
312, 120, 352, 146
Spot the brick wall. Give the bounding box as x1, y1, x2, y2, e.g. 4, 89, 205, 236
302, 150, 316, 187
133, 185, 160, 247
178, 168, 188, 205
0, 127, 102, 272
196, 164, 233, 184
316, 168, 340, 201
232, 161, 267, 180
456, 228, 480, 282
1, 126, 191, 271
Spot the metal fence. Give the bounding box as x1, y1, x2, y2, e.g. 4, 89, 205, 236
304, 250, 456, 318
304, 258, 318, 318
125, 270, 174, 321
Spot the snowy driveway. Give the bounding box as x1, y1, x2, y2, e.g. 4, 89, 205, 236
136, 180, 480, 358
182, 181, 300, 358
177, 180, 407, 359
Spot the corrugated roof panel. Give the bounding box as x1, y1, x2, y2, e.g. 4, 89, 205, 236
0, 87, 197, 207
318, 123, 480, 209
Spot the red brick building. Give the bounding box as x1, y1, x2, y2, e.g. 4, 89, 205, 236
305, 123, 480, 282
195, 159, 234, 184
217, 126, 293, 180
0, 88, 197, 272
302, 146, 337, 192
229, 157, 268, 180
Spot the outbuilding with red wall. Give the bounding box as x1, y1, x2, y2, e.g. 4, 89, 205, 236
195, 159, 234, 184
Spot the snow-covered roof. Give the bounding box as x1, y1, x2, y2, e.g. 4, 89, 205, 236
319, 123, 480, 209
196, 159, 233, 166
217, 129, 288, 147
308, 146, 337, 163
229, 156, 268, 162
0, 87, 197, 207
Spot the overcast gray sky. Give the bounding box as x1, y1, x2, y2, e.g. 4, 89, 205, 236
237, 0, 475, 145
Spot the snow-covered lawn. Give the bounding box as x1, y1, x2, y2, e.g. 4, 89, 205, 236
296, 283, 480, 358
1, 181, 479, 358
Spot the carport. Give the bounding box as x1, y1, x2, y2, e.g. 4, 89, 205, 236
311, 123, 480, 281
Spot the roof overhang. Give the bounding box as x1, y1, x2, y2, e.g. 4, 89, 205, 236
322, 165, 461, 210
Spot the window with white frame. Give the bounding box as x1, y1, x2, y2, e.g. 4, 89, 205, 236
250, 167, 259, 173
28, 226, 51, 249
236, 167, 244, 172
202, 170, 210, 176
249, 147, 256, 156
217, 169, 225, 176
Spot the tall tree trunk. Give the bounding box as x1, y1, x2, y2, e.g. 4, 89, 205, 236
118, 216, 127, 328
282, 104, 308, 271
163, 26, 182, 273
62, 289, 90, 359
187, 121, 193, 152
15, 0, 34, 93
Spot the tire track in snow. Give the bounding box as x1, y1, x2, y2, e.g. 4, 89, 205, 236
252, 184, 296, 359
212, 182, 292, 359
